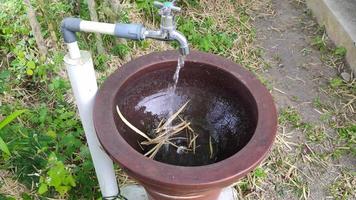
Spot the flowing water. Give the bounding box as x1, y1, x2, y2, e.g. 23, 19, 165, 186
173, 55, 185, 92
168, 55, 185, 115
164, 55, 186, 153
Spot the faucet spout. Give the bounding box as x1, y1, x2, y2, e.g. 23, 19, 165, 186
144, 29, 190, 56
170, 30, 189, 56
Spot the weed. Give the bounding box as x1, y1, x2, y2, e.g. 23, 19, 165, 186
0, 70, 10, 92
94, 54, 109, 72
133, 0, 161, 23
329, 77, 343, 88
112, 44, 131, 59
333, 47, 347, 58
332, 125, 356, 157
38, 153, 76, 196
312, 97, 323, 109
176, 17, 236, 55
300, 123, 326, 142
279, 107, 302, 127
328, 170, 356, 199
252, 167, 267, 180
311, 35, 327, 52
0, 109, 27, 156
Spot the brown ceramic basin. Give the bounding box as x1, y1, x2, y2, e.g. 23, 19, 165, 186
93, 51, 277, 200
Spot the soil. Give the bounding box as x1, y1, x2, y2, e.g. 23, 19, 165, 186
253, 0, 355, 199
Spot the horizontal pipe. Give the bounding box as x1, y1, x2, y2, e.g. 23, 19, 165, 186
61, 17, 145, 43
80, 20, 116, 35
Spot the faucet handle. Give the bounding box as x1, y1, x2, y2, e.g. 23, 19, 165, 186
153, 1, 181, 13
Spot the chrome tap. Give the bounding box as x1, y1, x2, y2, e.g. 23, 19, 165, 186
143, 1, 189, 56
61, 1, 189, 55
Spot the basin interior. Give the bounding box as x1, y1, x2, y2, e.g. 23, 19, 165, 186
114, 61, 258, 166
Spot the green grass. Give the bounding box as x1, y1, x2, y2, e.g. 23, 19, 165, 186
332, 125, 356, 158
176, 18, 236, 55
279, 107, 302, 127
328, 170, 356, 200
0, 1, 102, 198
300, 123, 326, 143
0, 109, 27, 156
311, 35, 327, 52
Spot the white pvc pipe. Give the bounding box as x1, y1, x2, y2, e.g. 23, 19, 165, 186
80, 20, 116, 35
64, 43, 119, 198
67, 42, 81, 59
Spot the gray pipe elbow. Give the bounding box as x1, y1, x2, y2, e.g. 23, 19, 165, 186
61, 17, 81, 43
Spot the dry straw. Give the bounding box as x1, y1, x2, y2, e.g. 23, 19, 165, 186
116, 101, 198, 159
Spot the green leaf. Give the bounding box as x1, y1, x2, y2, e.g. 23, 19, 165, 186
0, 109, 27, 130
334, 47, 347, 57
17, 51, 25, 59
0, 136, 10, 155
253, 167, 267, 178
46, 130, 56, 138
26, 69, 33, 76
0, 70, 10, 79
38, 183, 48, 194
21, 193, 33, 200
330, 78, 343, 88
26, 60, 36, 69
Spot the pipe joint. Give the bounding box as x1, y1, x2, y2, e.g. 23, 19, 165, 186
114, 23, 146, 40
61, 17, 81, 43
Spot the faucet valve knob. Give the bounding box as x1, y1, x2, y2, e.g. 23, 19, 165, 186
153, 1, 181, 13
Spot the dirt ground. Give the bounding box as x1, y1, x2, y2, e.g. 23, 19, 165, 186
250, 0, 355, 199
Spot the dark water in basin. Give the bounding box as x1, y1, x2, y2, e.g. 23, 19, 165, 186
116, 65, 256, 166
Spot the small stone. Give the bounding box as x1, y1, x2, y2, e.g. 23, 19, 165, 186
340, 72, 351, 82
278, 63, 284, 68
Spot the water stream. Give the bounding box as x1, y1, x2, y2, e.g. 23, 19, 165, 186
167, 55, 185, 117
164, 55, 186, 154
173, 55, 185, 92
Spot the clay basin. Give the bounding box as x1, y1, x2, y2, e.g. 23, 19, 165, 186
93, 51, 277, 200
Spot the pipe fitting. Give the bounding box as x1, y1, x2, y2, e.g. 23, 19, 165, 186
114, 23, 146, 40
61, 17, 81, 43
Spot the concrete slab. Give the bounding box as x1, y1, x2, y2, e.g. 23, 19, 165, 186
120, 185, 238, 200
306, 0, 356, 73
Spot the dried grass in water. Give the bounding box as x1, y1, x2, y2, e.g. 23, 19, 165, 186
116, 101, 198, 159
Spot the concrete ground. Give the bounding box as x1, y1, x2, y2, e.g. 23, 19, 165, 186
306, 0, 356, 74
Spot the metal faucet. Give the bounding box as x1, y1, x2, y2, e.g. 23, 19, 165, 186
61, 1, 189, 57
143, 1, 189, 56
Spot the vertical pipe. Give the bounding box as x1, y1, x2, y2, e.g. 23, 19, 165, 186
67, 42, 81, 59
64, 42, 119, 199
